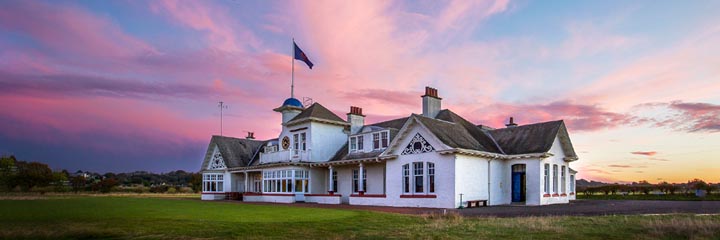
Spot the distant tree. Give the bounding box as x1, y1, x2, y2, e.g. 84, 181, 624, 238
189, 173, 202, 193
15, 162, 53, 191
689, 179, 708, 191
94, 178, 118, 193
0, 156, 17, 190
70, 175, 87, 193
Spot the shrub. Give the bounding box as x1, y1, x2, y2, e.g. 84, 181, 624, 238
166, 187, 177, 194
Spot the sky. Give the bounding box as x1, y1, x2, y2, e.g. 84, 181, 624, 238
0, 0, 718, 183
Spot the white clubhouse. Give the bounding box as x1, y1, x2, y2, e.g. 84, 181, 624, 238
200, 87, 578, 208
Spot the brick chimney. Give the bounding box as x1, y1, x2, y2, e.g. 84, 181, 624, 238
246, 132, 255, 139
422, 87, 442, 118
347, 106, 365, 134
505, 117, 518, 128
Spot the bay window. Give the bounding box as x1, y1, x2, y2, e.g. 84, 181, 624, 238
262, 169, 309, 193
401, 162, 435, 195
203, 173, 224, 192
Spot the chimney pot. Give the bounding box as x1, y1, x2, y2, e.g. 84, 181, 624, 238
506, 117, 518, 128
246, 132, 255, 139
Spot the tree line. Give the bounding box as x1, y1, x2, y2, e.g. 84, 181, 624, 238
577, 179, 719, 196
0, 155, 202, 193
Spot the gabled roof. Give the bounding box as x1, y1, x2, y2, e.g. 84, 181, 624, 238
200, 135, 266, 170
433, 110, 504, 153
488, 120, 577, 158
331, 116, 409, 161
288, 102, 345, 123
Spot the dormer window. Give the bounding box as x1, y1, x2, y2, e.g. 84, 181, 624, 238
350, 137, 357, 152
373, 130, 389, 150
349, 135, 364, 153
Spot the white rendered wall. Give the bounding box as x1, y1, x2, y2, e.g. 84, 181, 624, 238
383, 124, 456, 208
489, 159, 510, 205
506, 159, 542, 205
334, 166, 353, 203
305, 195, 341, 204
454, 155, 489, 207
539, 137, 571, 205
244, 195, 295, 203
309, 168, 326, 194
309, 122, 348, 162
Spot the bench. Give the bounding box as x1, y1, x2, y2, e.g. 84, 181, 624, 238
466, 199, 488, 208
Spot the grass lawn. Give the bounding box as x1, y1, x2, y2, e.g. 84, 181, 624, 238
579, 193, 720, 201
1, 196, 719, 239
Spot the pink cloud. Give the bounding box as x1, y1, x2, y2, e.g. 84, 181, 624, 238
631, 151, 657, 156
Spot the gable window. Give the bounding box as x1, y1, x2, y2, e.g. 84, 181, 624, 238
544, 164, 550, 194
553, 165, 558, 193
350, 137, 357, 152
357, 135, 364, 151
203, 173, 224, 192
373, 133, 380, 149
380, 131, 389, 148
561, 166, 566, 194
413, 162, 424, 193
402, 164, 410, 193
352, 169, 367, 193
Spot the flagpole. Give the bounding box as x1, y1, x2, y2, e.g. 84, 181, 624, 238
291, 38, 295, 99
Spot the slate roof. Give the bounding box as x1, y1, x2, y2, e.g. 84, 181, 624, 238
488, 120, 565, 155
432, 110, 504, 153
201, 135, 266, 170
289, 102, 345, 123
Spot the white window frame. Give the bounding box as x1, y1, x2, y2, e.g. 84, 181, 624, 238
402, 164, 410, 193
561, 166, 566, 194
349, 137, 357, 152
544, 164, 550, 194
202, 173, 224, 193
357, 135, 364, 151
553, 164, 558, 193
262, 169, 309, 193
428, 162, 435, 193
380, 131, 389, 148
300, 132, 306, 151
352, 169, 367, 193
413, 162, 424, 193
373, 133, 380, 149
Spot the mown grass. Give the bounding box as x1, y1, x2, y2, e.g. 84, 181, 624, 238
0, 196, 719, 239
579, 193, 720, 201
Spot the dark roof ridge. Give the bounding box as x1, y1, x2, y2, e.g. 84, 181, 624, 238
288, 102, 345, 123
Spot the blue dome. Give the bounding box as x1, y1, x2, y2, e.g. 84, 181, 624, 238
282, 98, 304, 108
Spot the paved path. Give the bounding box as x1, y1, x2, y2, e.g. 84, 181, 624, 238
457, 200, 720, 217
230, 200, 720, 217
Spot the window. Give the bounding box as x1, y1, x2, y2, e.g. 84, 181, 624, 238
350, 137, 357, 152
352, 169, 367, 193
300, 133, 306, 150
428, 162, 435, 193
553, 165, 558, 193
544, 164, 550, 194
561, 166, 566, 194
262, 169, 309, 193
380, 131, 389, 148
373, 133, 380, 149
332, 170, 337, 192
570, 175, 575, 192
402, 162, 435, 195
357, 135, 364, 151
293, 134, 299, 151
413, 162, 424, 193
202, 173, 224, 192
402, 164, 410, 193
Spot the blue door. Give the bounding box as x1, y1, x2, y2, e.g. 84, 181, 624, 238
512, 172, 523, 202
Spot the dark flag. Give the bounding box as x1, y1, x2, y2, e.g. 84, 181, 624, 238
293, 42, 314, 69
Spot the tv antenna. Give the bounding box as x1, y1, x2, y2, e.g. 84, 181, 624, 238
218, 101, 228, 136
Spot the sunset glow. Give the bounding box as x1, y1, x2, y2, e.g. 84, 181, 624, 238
1, 0, 718, 183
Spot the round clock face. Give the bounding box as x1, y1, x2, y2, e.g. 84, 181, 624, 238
281, 136, 290, 150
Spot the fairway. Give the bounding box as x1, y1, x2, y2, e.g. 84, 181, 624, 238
1, 196, 719, 239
